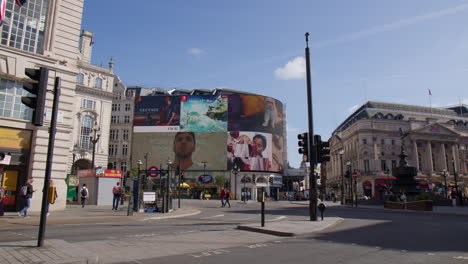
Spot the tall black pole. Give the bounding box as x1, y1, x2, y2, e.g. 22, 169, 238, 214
178, 159, 181, 208
340, 154, 344, 205
165, 163, 170, 213
144, 153, 148, 190
305, 32, 317, 221
38, 77, 60, 247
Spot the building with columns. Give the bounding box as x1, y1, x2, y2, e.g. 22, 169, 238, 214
326, 101, 468, 198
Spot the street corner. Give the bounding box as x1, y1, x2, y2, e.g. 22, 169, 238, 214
141, 208, 201, 221
237, 217, 343, 237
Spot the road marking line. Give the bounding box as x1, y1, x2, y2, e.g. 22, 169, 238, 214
200, 214, 224, 219
266, 216, 287, 222
143, 210, 201, 221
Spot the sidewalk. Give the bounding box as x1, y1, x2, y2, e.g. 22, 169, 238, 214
290, 200, 468, 216
0, 204, 201, 227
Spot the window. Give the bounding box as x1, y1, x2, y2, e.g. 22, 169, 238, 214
111, 116, 119, 124
112, 162, 117, 169
0, 78, 33, 120
381, 139, 385, 145
115, 130, 119, 140
112, 104, 117, 111
124, 116, 130, 123
120, 162, 127, 172
1, 0, 49, 53
381, 160, 387, 171
364, 160, 370, 172
125, 104, 131, 111
122, 144, 128, 156
109, 144, 116, 156
391, 139, 395, 145
94, 78, 103, 88
82, 99, 95, 109
391, 160, 397, 169
123, 130, 129, 140
110, 130, 115, 140
76, 74, 84, 84
80, 116, 94, 149
125, 90, 133, 97
362, 139, 367, 145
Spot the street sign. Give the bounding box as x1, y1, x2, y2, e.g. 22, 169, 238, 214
148, 166, 159, 177
198, 174, 213, 184
352, 171, 360, 179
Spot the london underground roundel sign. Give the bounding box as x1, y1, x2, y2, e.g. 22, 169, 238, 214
148, 166, 159, 177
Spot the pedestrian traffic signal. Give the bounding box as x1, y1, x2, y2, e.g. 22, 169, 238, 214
298, 132, 309, 162
21, 67, 49, 126
314, 134, 331, 164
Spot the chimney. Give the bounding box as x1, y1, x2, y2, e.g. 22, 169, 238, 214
80, 30, 93, 63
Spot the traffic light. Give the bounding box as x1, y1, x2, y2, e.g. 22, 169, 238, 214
21, 67, 49, 126
297, 132, 309, 162
181, 172, 185, 182
314, 134, 331, 164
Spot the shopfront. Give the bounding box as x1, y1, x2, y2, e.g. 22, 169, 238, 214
0, 127, 32, 212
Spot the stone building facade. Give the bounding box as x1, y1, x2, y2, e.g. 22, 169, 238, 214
0, 0, 118, 212
326, 101, 468, 198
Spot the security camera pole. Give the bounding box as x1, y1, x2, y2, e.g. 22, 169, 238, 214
305, 32, 318, 221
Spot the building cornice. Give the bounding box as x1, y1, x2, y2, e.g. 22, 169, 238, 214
76, 85, 116, 99
77, 60, 113, 76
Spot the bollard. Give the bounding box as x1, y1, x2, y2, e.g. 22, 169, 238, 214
318, 203, 326, 221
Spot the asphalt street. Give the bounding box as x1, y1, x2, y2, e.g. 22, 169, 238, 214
1, 201, 467, 264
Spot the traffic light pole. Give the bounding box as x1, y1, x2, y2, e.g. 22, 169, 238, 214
305, 33, 317, 221
38, 77, 60, 247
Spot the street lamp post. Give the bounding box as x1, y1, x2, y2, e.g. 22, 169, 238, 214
144, 153, 148, 189
339, 149, 344, 205
452, 159, 463, 206
165, 159, 172, 213
442, 169, 448, 199
90, 121, 101, 169
243, 175, 247, 203
201, 161, 207, 199
137, 160, 143, 212
231, 164, 240, 200
346, 161, 351, 202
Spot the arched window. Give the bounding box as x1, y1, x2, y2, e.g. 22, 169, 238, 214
94, 78, 103, 88
395, 114, 404, 120
456, 120, 464, 126
76, 73, 84, 84
385, 114, 394, 120
80, 115, 94, 149
374, 113, 384, 119
447, 120, 456, 125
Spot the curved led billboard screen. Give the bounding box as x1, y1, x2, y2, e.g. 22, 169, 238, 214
133, 93, 285, 173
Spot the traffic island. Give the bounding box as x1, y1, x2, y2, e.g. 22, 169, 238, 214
237, 218, 342, 237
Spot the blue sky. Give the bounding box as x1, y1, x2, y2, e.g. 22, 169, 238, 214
82, 0, 468, 168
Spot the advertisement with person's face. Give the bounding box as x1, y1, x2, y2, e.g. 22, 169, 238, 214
180, 95, 228, 132
133, 96, 181, 132
227, 131, 273, 172
271, 134, 284, 172
227, 95, 284, 135
132, 132, 227, 172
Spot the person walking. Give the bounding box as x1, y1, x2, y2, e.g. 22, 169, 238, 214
0, 185, 5, 216
112, 182, 122, 210
80, 184, 89, 208
46, 180, 58, 216
18, 179, 34, 217
224, 190, 231, 208
220, 187, 226, 207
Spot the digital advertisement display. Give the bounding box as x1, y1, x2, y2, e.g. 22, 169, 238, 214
132, 94, 285, 173
180, 95, 228, 132
132, 132, 227, 171
133, 96, 181, 132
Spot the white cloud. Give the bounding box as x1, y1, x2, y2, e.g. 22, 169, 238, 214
274, 57, 306, 80
287, 126, 300, 133
188, 48, 205, 57
347, 104, 360, 113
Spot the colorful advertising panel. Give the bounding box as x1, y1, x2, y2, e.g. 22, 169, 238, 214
132, 132, 227, 172
133, 96, 181, 132
180, 95, 228, 132
227, 131, 273, 172
271, 134, 284, 172
228, 95, 284, 135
